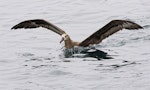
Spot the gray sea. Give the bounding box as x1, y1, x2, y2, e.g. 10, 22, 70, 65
0, 0, 150, 90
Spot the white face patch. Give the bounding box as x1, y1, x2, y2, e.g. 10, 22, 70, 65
61, 34, 68, 40
60, 34, 68, 43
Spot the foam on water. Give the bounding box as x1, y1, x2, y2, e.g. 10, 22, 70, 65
62, 46, 112, 60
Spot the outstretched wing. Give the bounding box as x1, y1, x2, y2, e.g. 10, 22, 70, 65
11, 19, 66, 35
79, 20, 143, 47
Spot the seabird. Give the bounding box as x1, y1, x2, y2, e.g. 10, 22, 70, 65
11, 19, 143, 49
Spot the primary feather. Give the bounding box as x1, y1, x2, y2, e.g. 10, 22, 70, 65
11, 19, 66, 35
79, 20, 143, 47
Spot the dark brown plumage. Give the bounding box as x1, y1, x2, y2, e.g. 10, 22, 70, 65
12, 19, 66, 35
11, 19, 143, 48
79, 20, 143, 47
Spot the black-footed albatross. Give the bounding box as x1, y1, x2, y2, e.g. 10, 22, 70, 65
11, 19, 143, 49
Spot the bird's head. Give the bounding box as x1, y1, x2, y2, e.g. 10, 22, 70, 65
60, 33, 69, 43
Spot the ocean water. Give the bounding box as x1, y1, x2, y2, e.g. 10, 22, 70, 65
0, 0, 150, 90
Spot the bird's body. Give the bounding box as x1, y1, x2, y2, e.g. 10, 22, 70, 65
12, 19, 143, 49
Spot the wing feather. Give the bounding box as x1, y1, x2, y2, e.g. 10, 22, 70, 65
11, 19, 66, 35
79, 20, 143, 47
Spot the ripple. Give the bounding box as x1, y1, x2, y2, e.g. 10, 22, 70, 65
21, 53, 35, 57
50, 70, 71, 76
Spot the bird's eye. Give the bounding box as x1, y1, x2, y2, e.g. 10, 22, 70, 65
64, 35, 68, 39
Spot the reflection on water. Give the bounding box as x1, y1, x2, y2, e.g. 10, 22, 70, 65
63, 46, 113, 60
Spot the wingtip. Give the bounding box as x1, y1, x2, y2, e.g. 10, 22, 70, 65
137, 25, 144, 29
11, 27, 15, 30
11, 26, 17, 30
11, 27, 14, 30
140, 25, 144, 29
132, 20, 143, 29
125, 20, 144, 30
11, 24, 22, 30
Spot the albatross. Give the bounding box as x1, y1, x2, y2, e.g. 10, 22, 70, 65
11, 19, 143, 49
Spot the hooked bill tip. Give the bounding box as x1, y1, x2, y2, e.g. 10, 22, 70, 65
60, 37, 64, 43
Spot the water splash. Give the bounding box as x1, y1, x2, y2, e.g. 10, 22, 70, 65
62, 46, 113, 60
